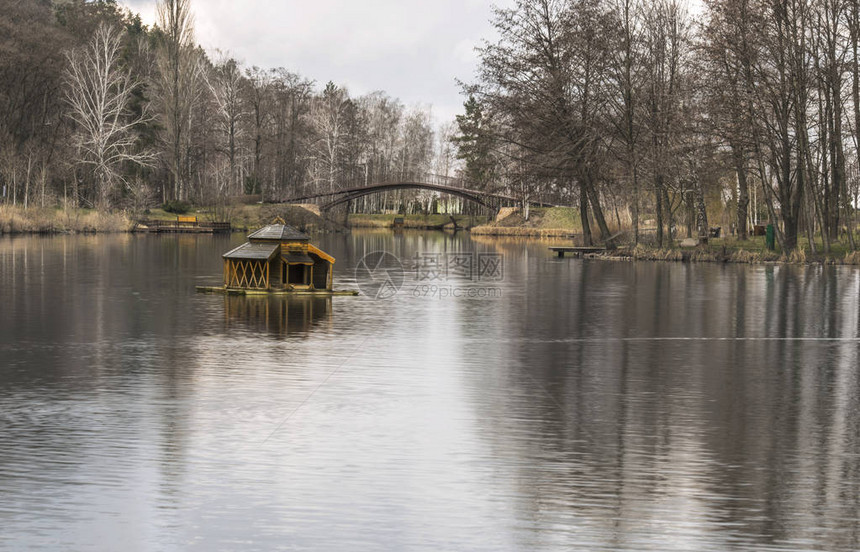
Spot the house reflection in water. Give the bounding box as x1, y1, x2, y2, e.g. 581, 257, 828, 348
223, 295, 332, 336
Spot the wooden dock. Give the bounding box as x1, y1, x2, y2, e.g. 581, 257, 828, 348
549, 246, 606, 258
135, 218, 231, 234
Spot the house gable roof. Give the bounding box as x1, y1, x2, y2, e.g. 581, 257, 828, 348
247, 224, 309, 242
222, 242, 280, 261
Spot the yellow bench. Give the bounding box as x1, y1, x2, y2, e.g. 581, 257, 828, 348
177, 215, 197, 225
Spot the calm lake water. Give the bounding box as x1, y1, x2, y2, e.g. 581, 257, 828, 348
2, 231, 860, 551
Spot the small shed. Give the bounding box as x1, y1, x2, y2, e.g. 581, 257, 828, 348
222, 223, 335, 291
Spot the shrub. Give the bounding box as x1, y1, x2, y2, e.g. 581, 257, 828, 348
244, 176, 261, 195
162, 200, 191, 214
844, 251, 860, 265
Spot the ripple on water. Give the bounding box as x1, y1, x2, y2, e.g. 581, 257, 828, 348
1, 234, 859, 550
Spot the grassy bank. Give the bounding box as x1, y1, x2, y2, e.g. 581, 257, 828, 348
348, 213, 488, 229
8, 203, 860, 266
209, 204, 341, 232
471, 206, 582, 237
0, 205, 133, 234
139, 203, 339, 232
1, 204, 483, 235
472, 207, 860, 265
594, 236, 860, 265
0, 203, 348, 235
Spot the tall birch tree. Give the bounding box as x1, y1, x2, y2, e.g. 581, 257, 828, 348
63, 23, 152, 208
153, 0, 198, 201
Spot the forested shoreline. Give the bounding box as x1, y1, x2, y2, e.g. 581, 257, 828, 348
461, 0, 860, 253
0, 0, 447, 220
4, 0, 860, 254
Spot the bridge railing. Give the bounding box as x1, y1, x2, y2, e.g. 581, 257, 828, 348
340, 171, 472, 191
273, 172, 472, 202
270, 172, 561, 208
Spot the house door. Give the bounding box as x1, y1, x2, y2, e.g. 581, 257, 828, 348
287, 263, 307, 285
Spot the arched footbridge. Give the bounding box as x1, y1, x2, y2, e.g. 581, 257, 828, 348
276, 174, 558, 211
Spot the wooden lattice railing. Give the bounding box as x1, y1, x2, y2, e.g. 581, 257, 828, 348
225, 259, 269, 289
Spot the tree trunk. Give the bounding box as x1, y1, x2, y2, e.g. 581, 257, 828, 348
579, 180, 593, 246
662, 183, 673, 245
732, 143, 749, 240
585, 177, 611, 241
851, 1, 860, 249
655, 173, 664, 248
632, 164, 640, 245
685, 191, 694, 238
696, 181, 709, 237
24, 154, 32, 209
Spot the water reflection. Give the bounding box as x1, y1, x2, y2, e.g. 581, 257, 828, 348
3, 233, 860, 551
223, 295, 332, 337
463, 259, 860, 550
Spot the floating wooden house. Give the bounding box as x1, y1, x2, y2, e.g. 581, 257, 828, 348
221, 223, 335, 292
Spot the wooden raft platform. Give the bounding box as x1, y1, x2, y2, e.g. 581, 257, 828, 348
196, 286, 358, 296
135, 218, 231, 234
549, 246, 606, 258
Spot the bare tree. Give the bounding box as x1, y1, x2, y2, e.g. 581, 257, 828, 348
702, 0, 762, 240
397, 106, 435, 178
63, 23, 152, 208
205, 53, 246, 196
473, 0, 615, 239
0, 0, 69, 207
609, 0, 645, 244
244, 66, 271, 197
270, 69, 314, 198
748, 0, 813, 252
360, 91, 404, 184
816, 0, 851, 248
153, 0, 199, 202
435, 121, 459, 177
310, 82, 351, 192
642, 0, 690, 247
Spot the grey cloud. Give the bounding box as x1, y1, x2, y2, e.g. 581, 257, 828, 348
120, 0, 512, 125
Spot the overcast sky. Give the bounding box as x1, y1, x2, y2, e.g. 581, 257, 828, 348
120, 0, 513, 126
